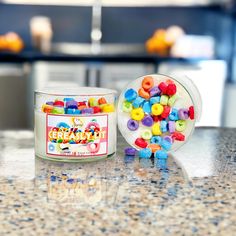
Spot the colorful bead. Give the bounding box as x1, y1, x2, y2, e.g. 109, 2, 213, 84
66, 108, 81, 114
124, 88, 137, 102
92, 106, 102, 113
142, 115, 154, 127
102, 104, 115, 113
175, 120, 186, 132
138, 88, 150, 99
135, 138, 148, 148
63, 98, 74, 102
81, 108, 93, 114
178, 108, 189, 120
163, 136, 173, 144
139, 148, 152, 159
141, 129, 152, 140
46, 101, 54, 106
143, 101, 151, 114
152, 122, 162, 135
161, 106, 171, 119
148, 144, 161, 153
168, 94, 177, 107
53, 100, 64, 107
169, 108, 179, 121
172, 132, 185, 141
158, 82, 168, 94
149, 86, 160, 97
160, 120, 168, 133
142, 76, 154, 91
168, 121, 176, 133
98, 97, 107, 105
150, 135, 162, 144
42, 104, 53, 113
151, 104, 164, 116
127, 119, 139, 131
189, 106, 194, 120
150, 96, 160, 105
122, 101, 133, 112
88, 98, 98, 107
160, 139, 172, 151
160, 95, 169, 105
124, 147, 136, 156
131, 108, 145, 121
166, 83, 177, 96
152, 115, 161, 122
132, 96, 145, 108
154, 150, 168, 159
66, 100, 78, 109
52, 107, 65, 114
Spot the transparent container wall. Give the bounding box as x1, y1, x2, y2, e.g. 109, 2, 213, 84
118, 74, 202, 152
34, 87, 117, 162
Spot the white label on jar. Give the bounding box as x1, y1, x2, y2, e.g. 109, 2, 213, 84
46, 114, 108, 158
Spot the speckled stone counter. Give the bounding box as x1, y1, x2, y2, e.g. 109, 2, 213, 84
0, 128, 236, 236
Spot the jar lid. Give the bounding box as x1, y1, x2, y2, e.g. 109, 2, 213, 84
117, 74, 201, 152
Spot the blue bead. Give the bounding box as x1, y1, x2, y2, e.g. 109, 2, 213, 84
124, 88, 137, 102
169, 108, 179, 121
160, 120, 168, 133
66, 108, 81, 114
132, 96, 145, 108
139, 148, 152, 159
150, 136, 162, 144
63, 97, 74, 102
160, 139, 172, 151
154, 150, 168, 159
150, 96, 160, 105
143, 101, 151, 114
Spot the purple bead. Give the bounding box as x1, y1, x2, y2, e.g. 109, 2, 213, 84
163, 136, 173, 144
81, 108, 93, 114
141, 115, 154, 127
178, 108, 189, 120
149, 86, 161, 97
66, 100, 78, 109
168, 121, 175, 133
46, 101, 54, 106
124, 147, 136, 156
127, 119, 139, 131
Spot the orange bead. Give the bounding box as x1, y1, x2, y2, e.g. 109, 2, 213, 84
148, 144, 161, 153
138, 88, 150, 99
98, 97, 107, 105
142, 76, 154, 91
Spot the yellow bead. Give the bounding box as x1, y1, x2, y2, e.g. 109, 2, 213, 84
151, 104, 164, 116
131, 108, 145, 121
102, 104, 115, 113
141, 129, 152, 140
152, 122, 162, 135
88, 97, 98, 107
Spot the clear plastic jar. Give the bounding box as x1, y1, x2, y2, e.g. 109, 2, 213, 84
118, 74, 202, 152
35, 87, 117, 162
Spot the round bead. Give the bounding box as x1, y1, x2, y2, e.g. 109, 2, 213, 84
98, 97, 107, 105
132, 96, 145, 108
142, 76, 154, 91
124, 88, 137, 102
66, 100, 78, 109
160, 95, 169, 105
52, 107, 65, 114
160, 139, 172, 151
175, 120, 186, 132
131, 108, 145, 121
154, 150, 168, 159
42, 104, 53, 113
102, 104, 115, 113
151, 104, 164, 116
158, 82, 168, 94
135, 138, 148, 148
189, 106, 195, 120
141, 129, 152, 140
124, 147, 136, 156
46, 101, 54, 106
152, 122, 162, 135
138, 88, 150, 99
63, 98, 74, 102
172, 132, 185, 141
122, 101, 133, 112
168, 94, 177, 107
92, 106, 102, 113
163, 136, 173, 144
168, 121, 176, 133
178, 108, 189, 120
150, 135, 162, 144
148, 144, 161, 153
81, 108, 93, 114
150, 96, 160, 105
139, 148, 152, 159
53, 100, 64, 107
143, 101, 151, 114
66, 108, 81, 114
88, 98, 98, 107
150, 86, 160, 97
160, 120, 168, 133
127, 119, 139, 131
141, 115, 154, 127
161, 106, 171, 119
169, 108, 179, 121
166, 83, 177, 96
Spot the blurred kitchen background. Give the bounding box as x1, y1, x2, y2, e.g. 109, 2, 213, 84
0, 0, 235, 129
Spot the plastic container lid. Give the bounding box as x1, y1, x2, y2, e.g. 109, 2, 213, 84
117, 74, 202, 152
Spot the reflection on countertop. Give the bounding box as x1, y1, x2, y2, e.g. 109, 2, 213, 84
0, 128, 236, 235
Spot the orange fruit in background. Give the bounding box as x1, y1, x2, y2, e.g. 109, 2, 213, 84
0, 32, 24, 53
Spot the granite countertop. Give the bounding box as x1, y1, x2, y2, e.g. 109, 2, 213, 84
0, 127, 236, 235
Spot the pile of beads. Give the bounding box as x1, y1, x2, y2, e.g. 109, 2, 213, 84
41, 97, 115, 115
119, 74, 196, 160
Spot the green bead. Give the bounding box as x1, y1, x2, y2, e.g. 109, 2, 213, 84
122, 101, 133, 112
52, 107, 65, 114
88, 98, 98, 107
175, 120, 186, 132
141, 129, 153, 140
160, 95, 169, 105
168, 94, 178, 107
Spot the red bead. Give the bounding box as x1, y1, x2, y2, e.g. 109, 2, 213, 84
161, 106, 171, 119
158, 82, 168, 94
166, 84, 177, 96
172, 132, 185, 141
189, 106, 194, 120
53, 100, 64, 107
78, 101, 87, 106
152, 115, 161, 122
135, 138, 148, 148
92, 106, 101, 113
